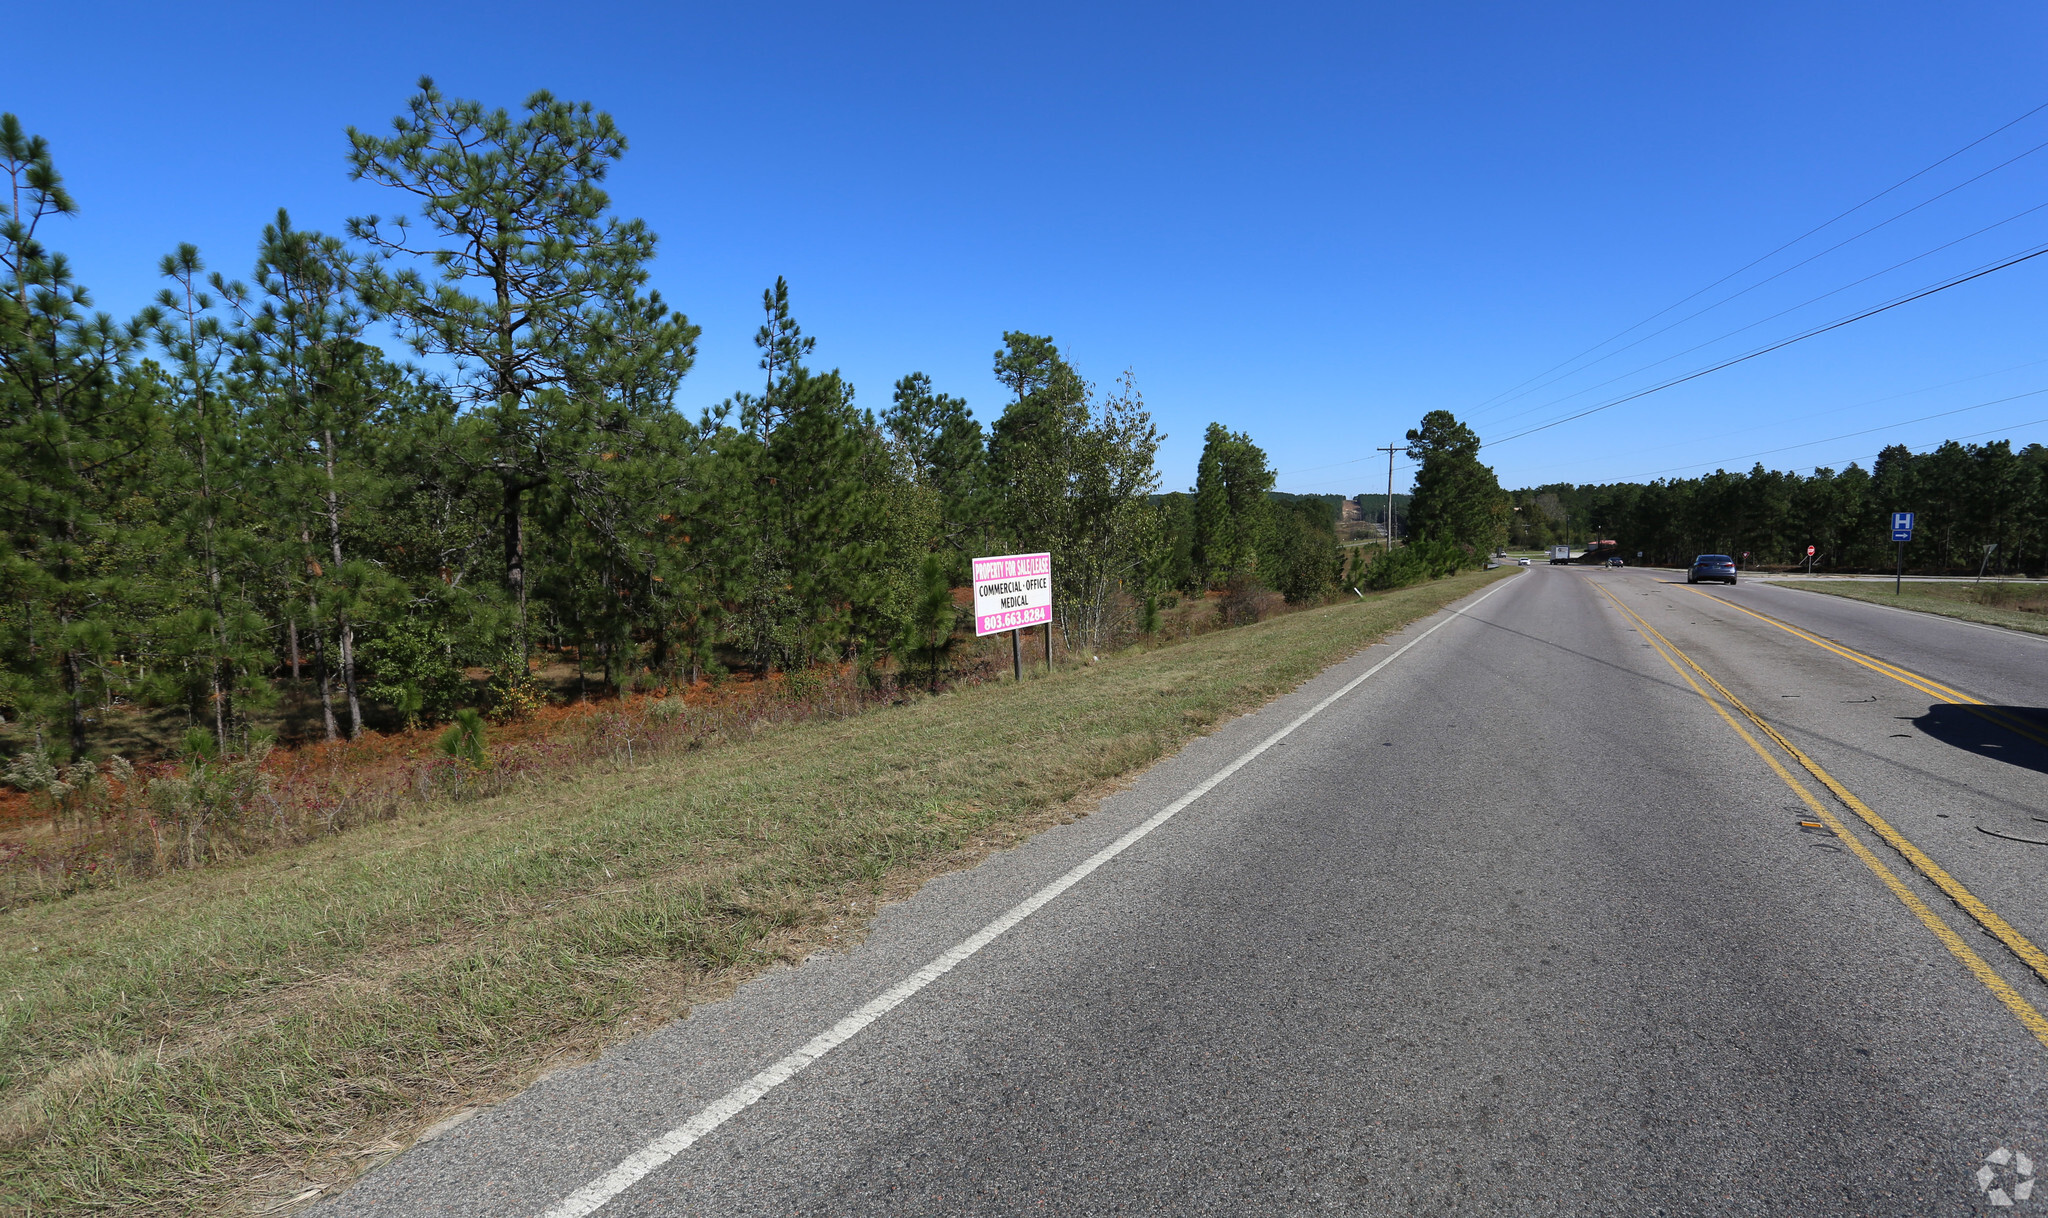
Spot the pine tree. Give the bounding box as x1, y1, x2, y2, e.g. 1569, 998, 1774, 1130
0, 116, 149, 756
1404, 410, 1506, 556
885, 371, 984, 553
346, 79, 694, 657
987, 332, 1088, 560
1190, 422, 1274, 586
142, 245, 275, 752
743, 282, 885, 666
236, 212, 381, 739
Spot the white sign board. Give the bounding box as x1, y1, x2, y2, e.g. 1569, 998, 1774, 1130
972, 552, 1053, 636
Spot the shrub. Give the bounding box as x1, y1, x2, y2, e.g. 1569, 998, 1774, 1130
1409, 538, 1472, 578
3, 746, 58, 794
1362, 546, 1429, 591
362, 614, 470, 728
437, 708, 489, 768
147, 747, 275, 866
1269, 525, 1340, 604
899, 553, 958, 687
484, 652, 548, 722
1217, 568, 1268, 625
783, 667, 823, 702
179, 725, 220, 761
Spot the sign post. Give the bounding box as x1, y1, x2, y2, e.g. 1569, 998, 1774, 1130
972, 552, 1053, 680
1890, 512, 1915, 593
1805, 543, 1816, 575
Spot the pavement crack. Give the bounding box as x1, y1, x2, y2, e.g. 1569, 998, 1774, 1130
1977, 826, 2048, 846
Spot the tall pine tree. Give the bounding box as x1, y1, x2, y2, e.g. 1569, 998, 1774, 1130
0, 116, 149, 757
346, 78, 695, 657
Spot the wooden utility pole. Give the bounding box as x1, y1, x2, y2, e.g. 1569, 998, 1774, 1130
1376, 443, 1402, 548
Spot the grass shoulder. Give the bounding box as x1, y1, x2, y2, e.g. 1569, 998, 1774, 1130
1775, 579, 2048, 638
0, 567, 1513, 1216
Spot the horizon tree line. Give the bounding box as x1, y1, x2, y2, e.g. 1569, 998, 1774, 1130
1507, 441, 2048, 571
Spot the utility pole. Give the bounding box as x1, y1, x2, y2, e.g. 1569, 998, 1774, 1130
1377, 443, 1401, 549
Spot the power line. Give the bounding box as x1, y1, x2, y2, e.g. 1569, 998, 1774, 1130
1468, 100, 2048, 417
1483, 239, 2048, 448
1475, 140, 2048, 422
1278, 453, 1386, 477
1502, 356, 2048, 482
1277, 460, 1415, 493
1610, 387, 2048, 480
1487, 197, 2048, 431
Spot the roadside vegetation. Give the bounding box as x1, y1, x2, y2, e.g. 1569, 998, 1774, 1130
0, 89, 1438, 788
0, 567, 1510, 1216
1776, 579, 2048, 636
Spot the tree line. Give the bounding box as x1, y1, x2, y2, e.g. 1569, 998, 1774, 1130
1506, 439, 2048, 571
0, 85, 1376, 767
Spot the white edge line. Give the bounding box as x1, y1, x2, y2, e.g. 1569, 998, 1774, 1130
537, 572, 1521, 1218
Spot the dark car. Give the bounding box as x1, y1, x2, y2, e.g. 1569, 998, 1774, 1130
1687, 554, 1737, 584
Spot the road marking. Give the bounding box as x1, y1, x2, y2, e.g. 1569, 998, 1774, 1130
1765, 578, 2048, 642
1596, 584, 2048, 1051
1613, 586, 2048, 986
536, 573, 1522, 1217
1685, 588, 2048, 749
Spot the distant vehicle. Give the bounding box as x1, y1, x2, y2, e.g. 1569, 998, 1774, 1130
1517, 558, 1531, 566
1606, 556, 1624, 567
1688, 554, 1738, 584
1548, 545, 1571, 564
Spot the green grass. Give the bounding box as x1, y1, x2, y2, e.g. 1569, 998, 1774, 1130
0, 568, 1512, 1216
1776, 579, 2048, 637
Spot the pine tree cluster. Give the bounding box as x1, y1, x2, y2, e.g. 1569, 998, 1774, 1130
0, 88, 1349, 766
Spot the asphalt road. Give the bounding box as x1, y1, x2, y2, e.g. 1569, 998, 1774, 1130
330, 566, 2048, 1216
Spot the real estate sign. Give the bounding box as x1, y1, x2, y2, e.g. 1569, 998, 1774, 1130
972, 552, 1053, 636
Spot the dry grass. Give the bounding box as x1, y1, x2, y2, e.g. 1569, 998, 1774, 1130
1777, 579, 2048, 637
0, 568, 1511, 1216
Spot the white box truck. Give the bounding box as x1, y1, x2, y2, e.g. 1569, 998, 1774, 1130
1548, 545, 1571, 565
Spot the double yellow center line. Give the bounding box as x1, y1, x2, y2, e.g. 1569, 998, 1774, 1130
1685, 587, 2048, 750
1594, 583, 2048, 1050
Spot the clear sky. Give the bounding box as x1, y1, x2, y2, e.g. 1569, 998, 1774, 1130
10, 1, 2047, 497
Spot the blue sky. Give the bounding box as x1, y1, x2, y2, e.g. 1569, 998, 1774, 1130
11, 1, 2048, 497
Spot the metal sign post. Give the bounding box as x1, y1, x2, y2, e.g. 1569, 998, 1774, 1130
1891, 512, 1915, 593
1805, 544, 1816, 575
